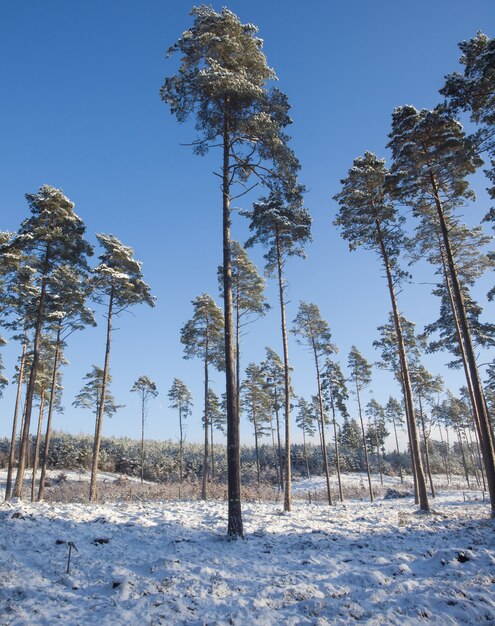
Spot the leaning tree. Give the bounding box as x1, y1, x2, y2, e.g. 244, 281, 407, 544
162, 6, 300, 537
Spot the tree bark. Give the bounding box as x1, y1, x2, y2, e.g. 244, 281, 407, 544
418, 394, 435, 498
314, 346, 332, 506
376, 220, 430, 512
330, 397, 343, 501
275, 230, 292, 512
222, 100, 243, 538
5, 330, 28, 500
391, 414, 404, 483
355, 373, 374, 502
429, 170, 495, 515
89, 284, 114, 502
38, 322, 62, 501
201, 345, 209, 500
273, 387, 284, 491
31, 384, 45, 501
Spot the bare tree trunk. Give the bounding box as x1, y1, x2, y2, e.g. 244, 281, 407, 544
330, 398, 343, 501
140, 396, 145, 485
314, 348, 332, 506
355, 375, 374, 502
438, 425, 451, 485
276, 230, 292, 512
5, 330, 28, 500
210, 418, 215, 480
391, 414, 404, 483
373, 417, 384, 485
179, 405, 184, 487
376, 221, 429, 512
273, 387, 284, 491
89, 285, 114, 502
429, 171, 495, 515
38, 323, 62, 501
456, 426, 471, 488
418, 395, 435, 498
302, 424, 310, 479
223, 101, 243, 538
31, 385, 45, 501
471, 426, 486, 492
14, 250, 50, 498
201, 351, 209, 500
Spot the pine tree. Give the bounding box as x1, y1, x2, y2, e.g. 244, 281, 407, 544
262, 346, 288, 491
73, 366, 123, 418
385, 396, 405, 482
334, 152, 429, 512
130, 376, 158, 484
441, 32, 495, 198
240, 363, 271, 486
181, 293, 224, 499
168, 378, 193, 486
388, 105, 495, 515
295, 398, 317, 479
89, 234, 154, 501
347, 346, 374, 502
292, 302, 336, 505
204, 387, 225, 478
244, 187, 311, 511
162, 5, 299, 538
340, 416, 363, 472
218, 242, 269, 413
7, 186, 93, 499
321, 359, 349, 501
365, 399, 388, 485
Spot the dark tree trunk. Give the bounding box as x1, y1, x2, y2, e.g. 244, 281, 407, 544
31, 385, 45, 501
418, 395, 435, 498
89, 285, 114, 502
273, 387, 284, 491
429, 170, 495, 515
223, 101, 243, 538
376, 220, 430, 512
275, 230, 292, 512
201, 350, 209, 500
457, 427, 471, 488
391, 414, 404, 483
5, 330, 28, 501
355, 374, 374, 502
302, 424, 310, 479
330, 397, 343, 502
38, 323, 62, 501
314, 347, 332, 506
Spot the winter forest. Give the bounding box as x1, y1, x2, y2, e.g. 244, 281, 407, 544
1, 3, 495, 625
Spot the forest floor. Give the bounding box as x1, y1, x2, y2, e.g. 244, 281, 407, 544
0, 473, 494, 625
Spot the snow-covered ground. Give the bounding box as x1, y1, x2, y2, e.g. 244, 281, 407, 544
0, 477, 494, 625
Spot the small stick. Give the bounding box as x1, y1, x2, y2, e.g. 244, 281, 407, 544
66, 541, 78, 574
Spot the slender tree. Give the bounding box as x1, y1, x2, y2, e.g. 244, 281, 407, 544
131, 376, 158, 484
321, 359, 349, 501
89, 234, 154, 501
296, 398, 317, 479
292, 302, 336, 505
347, 346, 374, 502
162, 5, 299, 538
244, 188, 311, 511
205, 387, 225, 479
385, 396, 405, 482
181, 293, 224, 499
241, 363, 271, 486
168, 378, 193, 486
335, 152, 429, 512
388, 105, 495, 515
365, 399, 388, 486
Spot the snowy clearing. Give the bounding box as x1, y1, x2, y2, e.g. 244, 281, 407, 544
0, 480, 494, 625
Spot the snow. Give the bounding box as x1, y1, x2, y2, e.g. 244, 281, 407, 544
0, 475, 494, 625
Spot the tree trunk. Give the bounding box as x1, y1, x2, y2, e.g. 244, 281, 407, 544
274, 387, 284, 491
355, 374, 374, 502
374, 417, 384, 486
314, 347, 332, 506
222, 101, 243, 538
330, 397, 343, 501
457, 427, 471, 488
201, 352, 209, 500
210, 418, 215, 480
141, 395, 145, 485
391, 415, 404, 483
429, 170, 495, 515
31, 384, 45, 501
376, 221, 430, 512
5, 330, 28, 500
179, 405, 184, 487
38, 323, 62, 501
275, 230, 292, 512
302, 424, 310, 479
89, 285, 114, 502
253, 409, 261, 487
418, 395, 435, 498
13, 249, 50, 498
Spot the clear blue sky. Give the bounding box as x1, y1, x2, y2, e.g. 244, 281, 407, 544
1, 1, 494, 445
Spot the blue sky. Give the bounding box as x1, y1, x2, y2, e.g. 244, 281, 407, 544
1, 1, 494, 445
